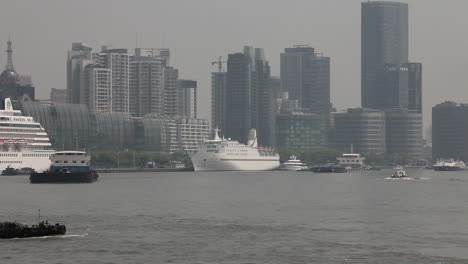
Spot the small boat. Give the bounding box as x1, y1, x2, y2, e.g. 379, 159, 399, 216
0, 221, 66, 239
391, 170, 407, 178
1, 166, 33, 176
279, 155, 308, 171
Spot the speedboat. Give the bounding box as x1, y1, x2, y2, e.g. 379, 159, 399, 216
391, 170, 407, 178
279, 155, 308, 171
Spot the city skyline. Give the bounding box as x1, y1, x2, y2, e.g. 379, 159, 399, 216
1, 0, 468, 130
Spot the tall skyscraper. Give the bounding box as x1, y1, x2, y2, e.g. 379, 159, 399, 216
280, 46, 331, 127
67, 43, 92, 104
211, 71, 226, 133
406, 62, 422, 113
361, 1, 408, 109
177, 79, 197, 118
162, 67, 179, 116
224, 46, 275, 145
129, 55, 164, 117
225, 53, 251, 143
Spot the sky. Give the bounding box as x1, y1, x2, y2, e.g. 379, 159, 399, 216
1, 0, 468, 131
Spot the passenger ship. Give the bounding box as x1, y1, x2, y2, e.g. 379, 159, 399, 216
190, 129, 279, 171
0, 98, 54, 172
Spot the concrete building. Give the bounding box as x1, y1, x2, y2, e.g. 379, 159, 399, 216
211, 71, 226, 133
361, 1, 409, 109
84, 65, 112, 112
162, 67, 179, 116
276, 110, 324, 152
432, 102, 468, 160
333, 108, 386, 154
94, 48, 130, 113
406, 62, 422, 113
50, 88, 68, 104
177, 79, 197, 118
280, 46, 331, 128
129, 55, 164, 117
385, 108, 423, 160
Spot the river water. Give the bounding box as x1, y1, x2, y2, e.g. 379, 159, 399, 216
1, 169, 468, 263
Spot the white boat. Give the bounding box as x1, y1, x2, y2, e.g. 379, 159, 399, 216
0, 98, 54, 172
433, 159, 465, 171
391, 170, 407, 178
190, 129, 279, 171
279, 155, 308, 171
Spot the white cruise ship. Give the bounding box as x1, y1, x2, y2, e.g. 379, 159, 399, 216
0, 98, 54, 172
190, 129, 279, 171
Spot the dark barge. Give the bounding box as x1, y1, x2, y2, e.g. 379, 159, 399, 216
0, 221, 66, 239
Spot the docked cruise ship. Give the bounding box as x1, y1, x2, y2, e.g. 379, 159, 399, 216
0, 98, 54, 172
190, 129, 279, 171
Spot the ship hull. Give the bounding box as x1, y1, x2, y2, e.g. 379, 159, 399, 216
0, 222, 66, 239
190, 153, 279, 171
433, 166, 464, 171
30, 171, 99, 183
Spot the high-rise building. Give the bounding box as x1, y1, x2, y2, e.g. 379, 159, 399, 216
94, 48, 130, 113
405, 62, 422, 113
162, 67, 179, 116
129, 55, 164, 117
84, 65, 112, 112
385, 108, 423, 159
361, 1, 409, 109
67, 43, 92, 104
177, 79, 197, 118
333, 108, 386, 154
225, 53, 251, 143
211, 71, 226, 133
248, 47, 275, 147
432, 102, 468, 160
224, 47, 275, 146
280, 46, 331, 127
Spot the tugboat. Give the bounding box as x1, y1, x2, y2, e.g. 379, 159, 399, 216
30, 151, 99, 183
0, 221, 66, 239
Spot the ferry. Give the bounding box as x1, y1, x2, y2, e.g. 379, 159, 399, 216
279, 155, 308, 171
0, 98, 54, 172
336, 153, 366, 168
30, 151, 98, 183
190, 129, 279, 171
433, 159, 465, 171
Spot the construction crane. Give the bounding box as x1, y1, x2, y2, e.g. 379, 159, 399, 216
211, 56, 226, 72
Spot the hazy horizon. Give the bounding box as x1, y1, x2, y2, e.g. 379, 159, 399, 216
1, 0, 468, 131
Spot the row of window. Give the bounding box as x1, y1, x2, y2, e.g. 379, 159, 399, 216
55, 160, 86, 164
0, 161, 21, 163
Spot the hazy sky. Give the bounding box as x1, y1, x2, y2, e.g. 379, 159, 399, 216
1, 0, 468, 130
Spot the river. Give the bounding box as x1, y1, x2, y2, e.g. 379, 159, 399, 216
1, 169, 468, 263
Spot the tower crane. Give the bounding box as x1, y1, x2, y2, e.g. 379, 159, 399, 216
211, 56, 226, 72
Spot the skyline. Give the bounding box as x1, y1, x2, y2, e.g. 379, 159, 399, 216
1, 0, 468, 129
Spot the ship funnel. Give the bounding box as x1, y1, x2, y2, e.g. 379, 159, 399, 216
247, 128, 258, 148
213, 127, 221, 141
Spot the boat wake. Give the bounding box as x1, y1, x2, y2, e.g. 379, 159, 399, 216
9, 233, 88, 240
384, 177, 430, 181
